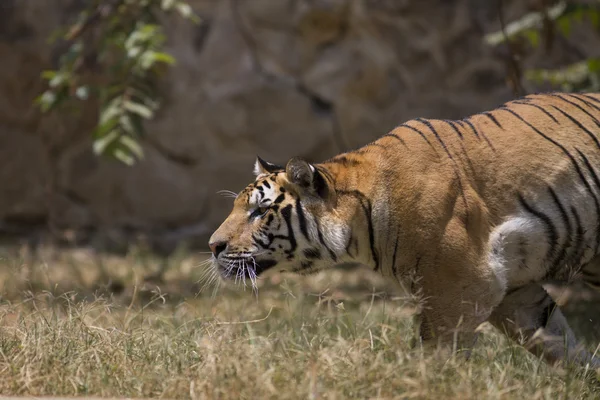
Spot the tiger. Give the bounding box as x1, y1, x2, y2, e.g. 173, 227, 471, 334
208, 92, 600, 368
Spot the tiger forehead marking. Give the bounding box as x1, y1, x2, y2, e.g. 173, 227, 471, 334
244, 176, 287, 209
209, 93, 600, 370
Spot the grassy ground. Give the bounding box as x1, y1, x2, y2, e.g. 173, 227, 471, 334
0, 245, 599, 399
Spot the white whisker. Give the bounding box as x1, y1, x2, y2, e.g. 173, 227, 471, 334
217, 189, 239, 199
197, 258, 222, 296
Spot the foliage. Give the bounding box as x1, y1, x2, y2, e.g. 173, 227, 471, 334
36, 0, 199, 165
485, 1, 600, 93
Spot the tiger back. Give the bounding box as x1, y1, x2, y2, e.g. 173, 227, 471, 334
208, 92, 600, 368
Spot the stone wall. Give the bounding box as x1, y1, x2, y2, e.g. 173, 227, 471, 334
0, 0, 597, 251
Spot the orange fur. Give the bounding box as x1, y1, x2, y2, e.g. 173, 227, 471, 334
210, 93, 600, 367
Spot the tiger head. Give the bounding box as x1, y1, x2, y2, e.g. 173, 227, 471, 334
208, 156, 351, 286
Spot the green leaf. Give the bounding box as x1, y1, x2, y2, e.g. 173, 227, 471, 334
484, 1, 567, 46
124, 100, 154, 119
129, 114, 145, 138
93, 117, 119, 140
36, 91, 57, 112
113, 148, 136, 166
151, 51, 176, 65
93, 129, 120, 155
49, 73, 68, 89
35, 0, 196, 165
557, 17, 572, 36
588, 58, 600, 73
525, 60, 592, 91
523, 30, 540, 48
590, 10, 600, 28
176, 2, 200, 23
119, 114, 135, 135
41, 70, 58, 80
99, 97, 123, 126
175, 3, 193, 19
127, 46, 142, 58
119, 135, 144, 159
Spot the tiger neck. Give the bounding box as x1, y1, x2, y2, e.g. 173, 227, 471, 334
319, 161, 384, 271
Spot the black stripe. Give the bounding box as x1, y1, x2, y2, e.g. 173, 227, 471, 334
575, 149, 600, 252
538, 300, 557, 328
303, 248, 321, 259
551, 94, 600, 128
580, 93, 600, 106
263, 180, 271, 189
345, 233, 354, 257
441, 119, 463, 139
482, 112, 503, 128
391, 238, 399, 278
410, 257, 421, 294
273, 194, 286, 204
337, 190, 379, 270
399, 123, 434, 148
417, 118, 470, 225
314, 218, 337, 261
518, 193, 559, 266
461, 118, 479, 139
569, 93, 600, 113
569, 205, 585, 268
463, 118, 495, 151
499, 107, 590, 183
547, 186, 571, 277
517, 237, 528, 269
512, 100, 559, 123
442, 120, 476, 173
326, 155, 362, 167
383, 133, 407, 146
253, 233, 270, 250
581, 267, 600, 287
503, 106, 600, 255
300, 261, 313, 270
295, 198, 310, 241
280, 204, 297, 257
551, 105, 600, 149
415, 118, 452, 155
362, 142, 388, 150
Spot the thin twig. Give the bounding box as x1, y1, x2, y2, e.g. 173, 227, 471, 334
498, 0, 525, 96
215, 306, 274, 325
123, 283, 139, 329
65, 0, 125, 42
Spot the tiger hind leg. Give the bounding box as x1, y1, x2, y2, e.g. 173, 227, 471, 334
488, 282, 600, 369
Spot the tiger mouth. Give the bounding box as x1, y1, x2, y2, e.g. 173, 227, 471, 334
216, 258, 277, 280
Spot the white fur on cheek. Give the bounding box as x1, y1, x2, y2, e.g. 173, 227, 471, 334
319, 215, 349, 254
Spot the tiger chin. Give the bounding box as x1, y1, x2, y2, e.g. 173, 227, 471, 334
209, 92, 600, 370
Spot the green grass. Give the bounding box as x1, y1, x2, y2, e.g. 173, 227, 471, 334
0, 245, 598, 399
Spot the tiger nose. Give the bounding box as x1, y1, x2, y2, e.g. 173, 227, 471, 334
209, 240, 228, 258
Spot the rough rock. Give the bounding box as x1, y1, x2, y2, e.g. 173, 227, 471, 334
0, 0, 598, 250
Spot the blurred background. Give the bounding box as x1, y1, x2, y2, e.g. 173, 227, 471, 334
0, 0, 599, 303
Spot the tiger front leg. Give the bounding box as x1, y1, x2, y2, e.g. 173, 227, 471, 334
410, 212, 508, 356
488, 283, 600, 369
415, 258, 507, 356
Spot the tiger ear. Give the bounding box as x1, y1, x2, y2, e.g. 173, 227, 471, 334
285, 157, 333, 200
254, 156, 283, 176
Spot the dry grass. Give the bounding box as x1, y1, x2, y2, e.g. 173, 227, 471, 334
0, 245, 598, 399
